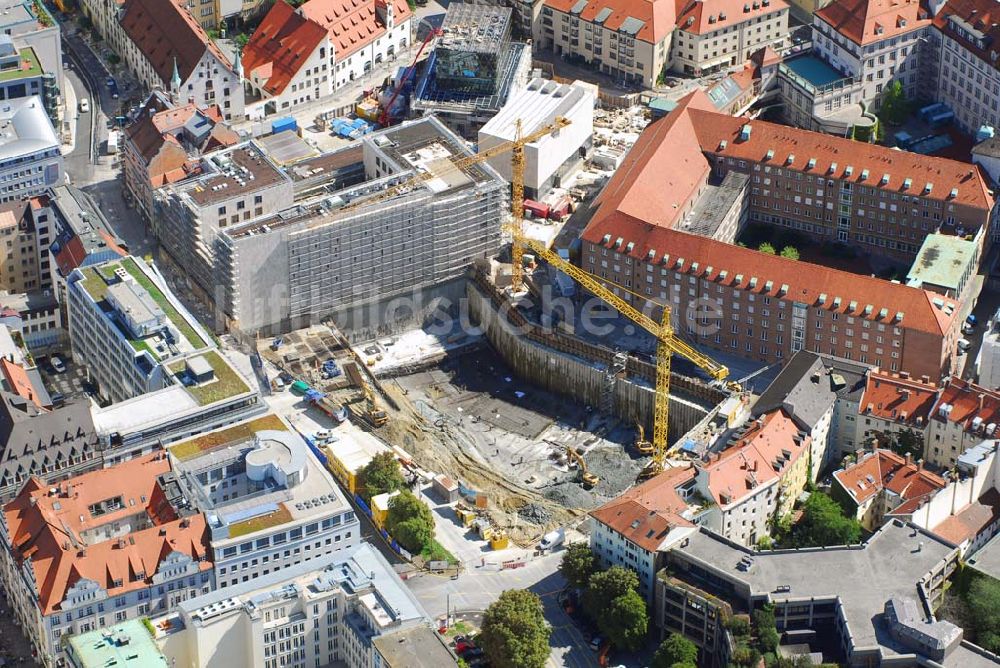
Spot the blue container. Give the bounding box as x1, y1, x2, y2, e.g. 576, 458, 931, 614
271, 116, 298, 134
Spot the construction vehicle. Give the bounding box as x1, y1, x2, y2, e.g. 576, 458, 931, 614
566, 446, 599, 488
344, 360, 389, 428
377, 27, 443, 126
634, 423, 654, 456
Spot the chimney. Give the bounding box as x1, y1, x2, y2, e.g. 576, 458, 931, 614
980, 394, 986, 411
905, 453, 912, 466
918, 460, 924, 471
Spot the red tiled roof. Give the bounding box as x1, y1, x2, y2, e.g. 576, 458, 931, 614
833, 449, 945, 506
590, 465, 695, 551
0, 358, 45, 409
581, 94, 969, 337
301, 0, 413, 60
2, 454, 211, 615
931, 488, 1000, 546
243, 0, 329, 97
934, 0, 1000, 70
816, 0, 929, 46
677, 0, 787, 35
543, 0, 678, 44
700, 409, 808, 507
930, 377, 1000, 437
859, 369, 939, 424
687, 108, 992, 210
120, 0, 231, 88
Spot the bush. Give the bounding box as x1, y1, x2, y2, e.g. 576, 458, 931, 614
758, 242, 776, 255
779, 246, 799, 260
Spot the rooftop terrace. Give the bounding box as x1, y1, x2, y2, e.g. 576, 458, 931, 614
186, 144, 287, 207
0, 47, 41, 83
67, 619, 169, 668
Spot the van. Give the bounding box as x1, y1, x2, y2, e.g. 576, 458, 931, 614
271, 377, 286, 392
539, 528, 565, 551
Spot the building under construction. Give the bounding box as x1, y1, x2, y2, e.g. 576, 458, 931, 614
215, 116, 507, 335
412, 4, 531, 138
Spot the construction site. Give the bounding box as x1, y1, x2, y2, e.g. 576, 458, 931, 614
248, 101, 745, 549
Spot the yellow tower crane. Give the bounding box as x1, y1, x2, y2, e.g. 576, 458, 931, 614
302, 115, 737, 478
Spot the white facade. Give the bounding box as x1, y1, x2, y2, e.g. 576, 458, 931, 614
695, 475, 779, 547
0, 97, 62, 202
671, 8, 789, 76
978, 311, 1000, 391
590, 520, 693, 602
246, 36, 334, 119
153, 544, 430, 668
66, 256, 213, 404
478, 78, 594, 199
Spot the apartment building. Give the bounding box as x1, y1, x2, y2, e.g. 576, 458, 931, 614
0, 291, 63, 349
694, 409, 810, 546
153, 142, 293, 314
165, 415, 360, 588
933, 0, 1000, 133
122, 91, 239, 226
0, 37, 58, 120
578, 92, 975, 378
0, 390, 98, 502
0, 453, 214, 667
49, 185, 128, 310
589, 466, 700, 602
855, 368, 938, 452
831, 448, 946, 530
242, 0, 412, 119
0, 198, 46, 293
979, 308, 1000, 389
151, 543, 443, 668
153, 118, 505, 337
905, 233, 978, 303
0, 0, 62, 108
66, 255, 219, 403
752, 350, 868, 477
658, 521, 962, 667
119, 0, 245, 120
927, 377, 1000, 468
0, 96, 62, 201
672, 0, 789, 76
538, 0, 676, 87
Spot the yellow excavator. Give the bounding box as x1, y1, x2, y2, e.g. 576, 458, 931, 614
566, 446, 599, 488
634, 423, 654, 456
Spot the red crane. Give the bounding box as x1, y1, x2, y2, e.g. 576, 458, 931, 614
378, 27, 443, 127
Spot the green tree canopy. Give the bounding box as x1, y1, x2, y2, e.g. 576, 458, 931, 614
599, 589, 649, 652
880, 80, 909, 126
651, 632, 698, 668
583, 566, 639, 620
360, 451, 405, 503
559, 543, 597, 589
780, 246, 799, 260
479, 590, 552, 668
791, 492, 862, 547
385, 490, 434, 553
758, 242, 776, 255
967, 576, 1000, 652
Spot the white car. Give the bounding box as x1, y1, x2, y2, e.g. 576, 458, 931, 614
78, 98, 90, 113
50, 355, 66, 373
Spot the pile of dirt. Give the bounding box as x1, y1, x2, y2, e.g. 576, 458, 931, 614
517, 503, 553, 524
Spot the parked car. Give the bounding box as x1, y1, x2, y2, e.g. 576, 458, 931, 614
461, 647, 484, 659
50, 355, 66, 373
314, 430, 332, 441
589, 636, 603, 651
50, 392, 65, 406
454, 639, 474, 654
78, 98, 89, 113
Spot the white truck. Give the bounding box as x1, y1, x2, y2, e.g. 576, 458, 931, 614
538, 528, 565, 551
105, 130, 119, 156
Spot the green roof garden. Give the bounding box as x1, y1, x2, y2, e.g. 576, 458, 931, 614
228, 503, 294, 538
121, 258, 207, 350
0, 48, 42, 84
168, 413, 286, 461
169, 351, 250, 406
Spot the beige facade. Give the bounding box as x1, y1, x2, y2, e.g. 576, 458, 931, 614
0, 208, 41, 294
671, 7, 789, 76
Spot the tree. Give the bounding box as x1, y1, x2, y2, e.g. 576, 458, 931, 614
758, 242, 776, 255
479, 590, 551, 668
967, 576, 1000, 652
384, 490, 434, 553
583, 566, 639, 620
753, 604, 779, 653
869, 428, 924, 461
652, 633, 698, 668
360, 451, 405, 503
880, 80, 909, 126
791, 492, 862, 547
559, 542, 597, 589
780, 246, 799, 260
599, 589, 649, 652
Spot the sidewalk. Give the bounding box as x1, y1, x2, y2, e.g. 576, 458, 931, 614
61, 75, 78, 156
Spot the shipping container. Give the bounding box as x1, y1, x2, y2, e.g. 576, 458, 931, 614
523, 199, 550, 219
271, 116, 298, 135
